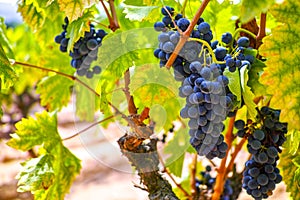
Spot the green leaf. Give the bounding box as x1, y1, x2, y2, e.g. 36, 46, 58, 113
17, 154, 55, 192
247, 59, 267, 96
240, 65, 257, 119
0, 44, 17, 91
7, 111, 81, 199
240, 0, 275, 23
279, 146, 300, 200
123, 5, 159, 22
0, 17, 14, 58
57, 0, 96, 22
223, 68, 241, 103
7, 111, 60, 151
259, 0, 300, 131
75, 78, 99, 121
164, 129, 190, 177
36, 75, 73, 112
66, 11, 93, 52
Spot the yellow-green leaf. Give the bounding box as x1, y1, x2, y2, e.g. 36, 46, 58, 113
259, 0, 300, 131
36, 75, 74, 112
0, 44, 17, 91
279, 146, 300, 200
7, 111, 81, 199
0, 17, 14, 58
7, 111, 60, 151
18, 0, 46, 31
57, 0, 96, 22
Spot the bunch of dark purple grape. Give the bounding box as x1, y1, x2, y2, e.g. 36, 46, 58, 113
234, 106, 287, 199
54, 17, 105, 79
196, 165, 234, 200
153, 6, 238, 159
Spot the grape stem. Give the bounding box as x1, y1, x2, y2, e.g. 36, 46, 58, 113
62, 115, 115, 140
233, 28, 257, 41
99, 0, 120, 31
165, 0, 211, 69
211, 116, 236, 200
257, 12, 267, 40
158, 154, 192, 199
13, 61, 100, 97
124, 69, 137, 115
108, 0, 120, 31
188, 37, 225, 64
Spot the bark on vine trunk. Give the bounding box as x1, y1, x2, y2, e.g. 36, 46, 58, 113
118, 134, 179, 200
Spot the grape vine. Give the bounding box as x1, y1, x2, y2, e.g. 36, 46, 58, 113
0, 0, 299, 200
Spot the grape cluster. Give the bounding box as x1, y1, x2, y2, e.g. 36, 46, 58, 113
213, 33, 255, 73
235, 106, 287, 199
195, 165, 234, 200
153, 6, 237, 159
54, 17, 105, 78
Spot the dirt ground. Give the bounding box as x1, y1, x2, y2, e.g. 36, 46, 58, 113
0, 106, 289, 200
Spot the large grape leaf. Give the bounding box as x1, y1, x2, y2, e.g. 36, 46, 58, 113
279, 145, 300, 200
164, 128, 191, 177
36, 75, 73, 112
57, 0, 96, 22
259, 0, 300, 131
0, 44, 17, 91
240, 0, 275, 23
7, 111, 81, 200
